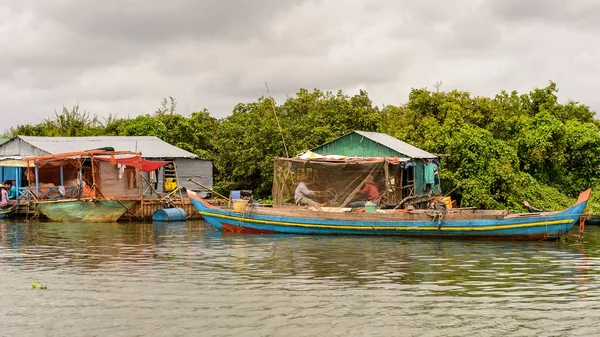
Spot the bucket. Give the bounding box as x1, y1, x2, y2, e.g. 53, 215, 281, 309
152, 208, 187, 222
440, 196, 452, 209
364, 202, 377, 213
232, 199, 249, 212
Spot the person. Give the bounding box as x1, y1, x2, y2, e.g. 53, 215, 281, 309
424, 160, 436, 194
0, 186, 8, 209
4, 180, 16, 200
348, 175, 380, 208
294, 172, 321, 209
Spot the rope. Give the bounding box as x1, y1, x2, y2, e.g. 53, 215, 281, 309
237, 201, 256, 233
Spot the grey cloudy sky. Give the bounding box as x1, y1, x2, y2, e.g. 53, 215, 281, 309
1, 0, 599, 129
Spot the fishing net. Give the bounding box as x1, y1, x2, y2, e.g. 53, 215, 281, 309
272, 157, 416, 208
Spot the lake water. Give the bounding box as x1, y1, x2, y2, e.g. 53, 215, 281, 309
1, 220, 600, 336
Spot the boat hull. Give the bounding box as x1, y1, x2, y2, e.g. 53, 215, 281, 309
36, 200, 135, 222
188, 190, 590, 241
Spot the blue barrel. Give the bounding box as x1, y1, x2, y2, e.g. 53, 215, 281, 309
152, 208, 187, 222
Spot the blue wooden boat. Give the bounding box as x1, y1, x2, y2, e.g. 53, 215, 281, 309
188, 189, 591, 240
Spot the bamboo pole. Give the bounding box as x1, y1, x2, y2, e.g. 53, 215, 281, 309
265, 82, 289, 158
172, 162, 185, 205
187, 178, 228, 200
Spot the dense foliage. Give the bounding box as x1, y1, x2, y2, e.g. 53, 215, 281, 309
5, 82, 600, 212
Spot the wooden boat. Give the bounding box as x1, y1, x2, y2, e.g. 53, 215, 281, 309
188, 189, 591, 240
36, 200, 136, 222
0, 208, 11, 219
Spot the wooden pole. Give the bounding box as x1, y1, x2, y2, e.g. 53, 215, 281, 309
265, 82, 289, 158
172, 161, 185, 205
187, 178, 228, 200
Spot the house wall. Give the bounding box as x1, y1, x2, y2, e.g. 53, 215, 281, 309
98, 161, 140, 199
0, 138, 48, 157
175, 159, 213, 197
415, 160, 425, 194
0, 167, 18, 184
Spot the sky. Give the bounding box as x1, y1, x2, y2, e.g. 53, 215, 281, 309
1, 0, 599, 129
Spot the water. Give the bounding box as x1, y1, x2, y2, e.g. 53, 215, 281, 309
1, 220, 600, 336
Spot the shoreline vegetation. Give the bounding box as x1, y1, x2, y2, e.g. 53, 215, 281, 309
4, 82, 600, 213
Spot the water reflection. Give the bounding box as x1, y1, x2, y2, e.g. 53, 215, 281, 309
1, 219, 600, 336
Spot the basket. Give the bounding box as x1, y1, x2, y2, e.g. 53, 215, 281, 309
232, 199, 249, 212
365, 202, 377, 213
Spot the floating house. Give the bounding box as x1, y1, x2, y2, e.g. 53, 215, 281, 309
272, 131, 440, 208
0, 136, 213, 219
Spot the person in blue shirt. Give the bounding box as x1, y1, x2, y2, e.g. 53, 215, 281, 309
4, 180, 16, 200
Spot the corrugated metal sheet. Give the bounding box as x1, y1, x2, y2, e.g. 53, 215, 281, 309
355, 131, 436, 159
7, 136, 198, 159
310, 131, 437, 159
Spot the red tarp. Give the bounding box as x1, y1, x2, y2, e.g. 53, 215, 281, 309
96, 156, 170, 172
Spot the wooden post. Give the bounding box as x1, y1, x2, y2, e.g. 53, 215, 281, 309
91, 154, 97, 197
188, 178, 228, 200
172, 161, 184, 206
15, 167, 20, 206
139, 156, 143, 214
35, 165, 39, 198
79, 166, 83, 198
384, 159, 390, 202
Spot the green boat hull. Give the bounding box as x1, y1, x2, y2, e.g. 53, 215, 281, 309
36, 200, 136, 222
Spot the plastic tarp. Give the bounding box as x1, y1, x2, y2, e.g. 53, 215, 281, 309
96, 156, 170, 172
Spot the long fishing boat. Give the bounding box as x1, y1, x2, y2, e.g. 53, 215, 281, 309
188, 189, 590, 240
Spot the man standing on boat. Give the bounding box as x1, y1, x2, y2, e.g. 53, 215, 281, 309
295, 172, 322, 209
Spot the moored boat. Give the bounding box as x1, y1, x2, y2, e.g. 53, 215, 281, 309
36, 200, 136, 222
188, 189, 590, 241
0, 208, 11, 219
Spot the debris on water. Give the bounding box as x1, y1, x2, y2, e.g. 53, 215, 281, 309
31, 282, 47, 290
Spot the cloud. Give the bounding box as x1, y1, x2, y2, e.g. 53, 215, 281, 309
0, 0, 598, 131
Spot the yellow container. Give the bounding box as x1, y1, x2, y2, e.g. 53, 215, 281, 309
232, 199, 249, 212
440, 196, 452, 209
164, 178, 177, 191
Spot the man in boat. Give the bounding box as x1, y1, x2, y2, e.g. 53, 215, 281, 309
348, 175, 380, 208
294, 172, 322, 209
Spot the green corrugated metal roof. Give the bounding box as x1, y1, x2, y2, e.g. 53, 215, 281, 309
310, 131, 437, 158
0, 138, 8, 145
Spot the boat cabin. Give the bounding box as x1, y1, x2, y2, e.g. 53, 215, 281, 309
272, 131, 441, 209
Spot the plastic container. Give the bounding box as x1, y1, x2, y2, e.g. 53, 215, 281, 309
440, 196, 452, 209
232, 199, 249, 212
152, 208, 187, 222
365, 202, 377, 213
164, 178, 177, 191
